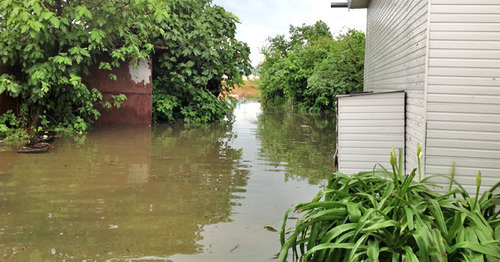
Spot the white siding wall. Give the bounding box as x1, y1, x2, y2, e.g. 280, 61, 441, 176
338, 92, 406, 174
426, 0, 500, 193
364, 0, 428, 174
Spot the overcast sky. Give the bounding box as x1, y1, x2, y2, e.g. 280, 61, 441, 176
212, 0, 367, 67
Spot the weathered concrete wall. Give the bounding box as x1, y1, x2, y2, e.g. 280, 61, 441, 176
0, 67, 18, 115
85, 59, 153, 125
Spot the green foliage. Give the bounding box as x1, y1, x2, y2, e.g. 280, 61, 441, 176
259, 22, 365, 114
0, 0, 248, 133
0, 0, 165, 132
152, 0, 251, 124
278, 148, 500, 261
0, 110, 26, 141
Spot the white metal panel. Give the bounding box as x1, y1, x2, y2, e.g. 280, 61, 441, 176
405, 91, 425, 173
426, 0, 500, 194
337, 92, 405, 174
364, 0, 428, 92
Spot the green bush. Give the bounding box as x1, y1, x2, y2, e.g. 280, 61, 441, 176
259, 22, 365, 114
151, 1, 251, 124
0, 0, 251, 134
278, 148, 499, 261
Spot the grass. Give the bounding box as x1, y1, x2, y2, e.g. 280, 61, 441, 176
278, 147, 500, 261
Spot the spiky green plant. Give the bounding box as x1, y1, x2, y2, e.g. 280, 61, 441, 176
278, 148, 499, 261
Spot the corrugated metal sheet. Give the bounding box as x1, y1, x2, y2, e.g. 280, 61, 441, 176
337, 91, 406, 174
85, 59, 153, 125
426, 0, 500, 194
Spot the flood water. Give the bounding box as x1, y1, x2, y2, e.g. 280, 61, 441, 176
0, 101, 336, 261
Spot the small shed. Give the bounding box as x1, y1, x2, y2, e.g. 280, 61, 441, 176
335, 0, 500, 194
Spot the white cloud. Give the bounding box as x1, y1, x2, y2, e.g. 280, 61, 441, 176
212, 0, 367, 67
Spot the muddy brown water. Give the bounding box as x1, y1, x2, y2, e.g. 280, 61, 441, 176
0, 101, 336, 261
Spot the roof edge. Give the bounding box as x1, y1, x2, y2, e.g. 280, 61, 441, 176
348, 0, 369, 9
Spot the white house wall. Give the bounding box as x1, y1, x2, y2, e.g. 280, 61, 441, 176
364, 0, 428, 174
426, 0, 500, 193
337, 92, 406, 174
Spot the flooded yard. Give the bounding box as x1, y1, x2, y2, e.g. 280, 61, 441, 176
0, 101, 336, 261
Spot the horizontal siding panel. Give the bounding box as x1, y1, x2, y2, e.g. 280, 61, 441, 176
340, 148, 395, 155
338, 91, 405, 174
428, 77, 500, 87
429, 49, 500, 59
340, 134, 404, 142
427, 138, 500, 150
432, 0, 500, 5
338, 112, 404, 120
431, 5, 500, 14
426, 156, 500, 169
368, 63, 426, 83
430, 41, 500, 50
340, 98, 404, 106
340, 140, 404, 148
427, 112, 500, 123
339, 162, 390, 171
431, 31, 500, 41
426, 166, 499, 178
339, 119, 404, 127
427, 121, 500, 132
428, 58, 500, 68
427, 130, 500, 142
340, 154, 397, 162
339, 126, 405, 134
430, 14, 500, 23
364, 0, 427, 92
429, 67, 500, 78
427, 147, 500, 159
339, 105, 404, 113
427, 103, 500, 114
430, 23, 500, 32
427, 84, 500, 94
427, 94, 500, 104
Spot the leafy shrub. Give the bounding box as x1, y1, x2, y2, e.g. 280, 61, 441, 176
151, 1, 251, 124
0, 110, 26, 141
259, 22, 365, 114
0, 0, 250, 134
278, 148, 499, 261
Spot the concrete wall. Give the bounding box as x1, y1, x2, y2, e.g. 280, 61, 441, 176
425, 0, 500, 193
85, 59, 153, 125
337, 91, 406, 174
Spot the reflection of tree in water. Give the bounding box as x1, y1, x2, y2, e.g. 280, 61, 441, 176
0, 124, 248, 260
256, 109, 336, 184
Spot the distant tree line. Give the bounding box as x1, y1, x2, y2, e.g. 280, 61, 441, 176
258, 21, 365, 114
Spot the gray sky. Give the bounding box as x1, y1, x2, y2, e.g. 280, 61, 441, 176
212, 0, 367, 67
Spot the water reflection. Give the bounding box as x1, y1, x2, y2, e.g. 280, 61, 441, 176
0, 125, 248, 260
0, 101, 335, 261
257, 108, 336, 184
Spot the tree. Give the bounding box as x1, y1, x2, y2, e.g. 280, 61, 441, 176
0, 0, 251, 137
0, 0, 168, 132
152, 1, 251, 124
259, 21, 365, 114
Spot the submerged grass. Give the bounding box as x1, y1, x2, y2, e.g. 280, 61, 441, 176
279, 148, 500, 261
